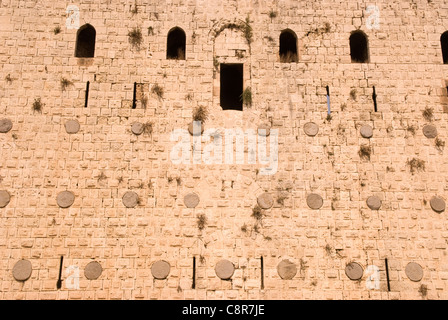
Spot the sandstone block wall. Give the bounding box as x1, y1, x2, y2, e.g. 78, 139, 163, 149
1, 0, 448, 300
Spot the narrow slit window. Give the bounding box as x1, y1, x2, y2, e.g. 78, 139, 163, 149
167, 27, 186, 60
279, 29, 298, 63
220, 64, 243, 111
349, 30, 369, 63
75, 24, 96, 58
441, 31, 448, 64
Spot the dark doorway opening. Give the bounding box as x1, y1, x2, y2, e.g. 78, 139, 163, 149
167, 27, 186, 60
220, 64, 243, 111
75, 24, 96, 58
349, 30, 369, 63
441, 31, 448, 64
279, 29, 298, 63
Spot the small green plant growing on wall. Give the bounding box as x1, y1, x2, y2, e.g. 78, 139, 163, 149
128, 27, 143, 50
32, 97, 43, 113
193, 106, 209, 123
358, 144, 371, 161
407, 157, 426, 174
5, 74, 12, 84
60, 77, 73, 91
53, 26, 61, 35
196, 214, 207, 230
422, 107, 434, 122
268, 10, 277, 19
349, 89, 357, 100
142, 121, 154, 136
435, 137, 445, 151
241, 87, 252, 107
151, 83, 164, 100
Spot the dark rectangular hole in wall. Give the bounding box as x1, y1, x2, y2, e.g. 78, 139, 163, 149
220, 63, 243, 111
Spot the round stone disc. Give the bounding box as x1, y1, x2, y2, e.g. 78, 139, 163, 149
131, 122, 144, 135
366, 196, 382, 210
430, 196, 445, 213
65, 119, 80, 134
151, 260, 171, 280
215, 259, 235, 280
12, 259, 32, 281
84, 261, 102, 280
257, 124, 271, 137
306, 193, 323, 210
188, 121, 204, 136
345, 262, 363, 280
257, 193, 274, 209
122, 191, 139, 208
303, 122, 319, 137
277, 259, 297, 280
184, 193, 200, 208
0, 119, 12, 133
405, 262, 423, 282
0, 190, 11, 208
56, 191, 75, 208
422, 124, 437, 139
360, 125, 373, 138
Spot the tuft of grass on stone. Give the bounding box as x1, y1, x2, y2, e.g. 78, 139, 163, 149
5, 74, 12, 84
60, 77, 73, 91
151, 83, 164, 100
407, 157, 426, 174
435, 137, 445, 151
128, 27, 143, 50
251, 205, 263, 221
268, 10, 277, 19
358, 144, 371, 161
349, 89, 357, 100
422, 107, 434, 122
192, 106, 209, 123
142, 121, 154, 136
53, 26, 61, 35
241, 87, 252, 107
196, 214, 207, 230
32, 97, 43, 113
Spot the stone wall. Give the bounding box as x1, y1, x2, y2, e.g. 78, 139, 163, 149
1, 0, 448, 299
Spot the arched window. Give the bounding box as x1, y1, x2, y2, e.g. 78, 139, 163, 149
279, 29, 298, 63
441, 31, 448, 64
75, 24, 96, 58
350, 30, 369, 63
167, 27, 186, 60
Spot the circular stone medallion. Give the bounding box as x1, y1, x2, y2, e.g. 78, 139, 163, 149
422, 125, 437, 139
345, 262, 363, 280
131, 122, 144, 135
366, 196, 382, 210
0, 119, 12, 133
430, 196, 445, 213
257, 193, 274, 209
360, 125, 373, 138
84, 261, 102, 280
184, 193, 200, 208
12, 259, 32, 281
303, 122, 319, 137
306, 193, 323, 210
405, 262, 423, 282
215, 259, 235, 280
0, 190, 11, 208
257, 124, 271, 137
277, 259, 297, 280
122, 191, 139, 208
56, 191, 75, 208
65, 119, 80, 134
151, 260, 171, 280
188, 121, 204, 136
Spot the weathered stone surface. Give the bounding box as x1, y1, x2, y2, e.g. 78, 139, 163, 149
184, 193, 200, 208
306, 193, 323, 209
257, 193, 274, 209
303, 122, 319, 137
405, 262, 423, 282
131, 122, 144, 135
366, 196, 382, 210
430, 196, 445, 212
12, 259, 32, 281
0, 119, 12, 133
345, 262, 363, 280
151, 260, 171, 279
122, 191, 139, 208
360, 125, 373, 138
215, 260, 234, 280
56, 191, 75, 208
65, 119, 80, 134
422, 124, 437, 138
277, 259, 297, 280
0, 190, 11, 208
84, 261, 102, 280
